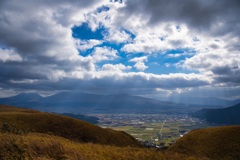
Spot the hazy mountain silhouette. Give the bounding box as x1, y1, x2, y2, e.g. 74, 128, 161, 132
192, 103, 240, 125
0, 93, 42, 104
0, 92, 203, 114
166, 96, 240, 107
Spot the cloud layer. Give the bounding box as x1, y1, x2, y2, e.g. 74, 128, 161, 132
0, 0, 239, 99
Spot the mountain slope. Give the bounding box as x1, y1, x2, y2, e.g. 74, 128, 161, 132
168, 126, 240, 160
0, 92, 200, 114
167, 96, 240, 107
0, 93, 43, 103
192, 103, 240, 125
38, 92, 190, 114
0, 105, 141, 147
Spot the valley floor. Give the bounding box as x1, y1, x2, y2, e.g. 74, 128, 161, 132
94, 114, 212, 147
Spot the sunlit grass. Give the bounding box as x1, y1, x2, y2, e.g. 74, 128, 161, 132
169, 126, 240, 160
0, 105, 141, 147
0, 132, 202, 160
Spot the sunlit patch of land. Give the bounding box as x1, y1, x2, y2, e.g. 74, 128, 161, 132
95, 114, 212, 147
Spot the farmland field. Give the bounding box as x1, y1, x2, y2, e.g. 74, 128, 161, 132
94, 114, 212, 147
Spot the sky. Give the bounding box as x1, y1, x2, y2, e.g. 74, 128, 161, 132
0, 0, 240, 100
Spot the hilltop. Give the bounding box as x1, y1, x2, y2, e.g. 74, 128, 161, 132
0, 104, 141, 147
169, 126, 240, 160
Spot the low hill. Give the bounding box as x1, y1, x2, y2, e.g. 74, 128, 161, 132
0, 105, 141, 147
168, 126, 240, 160
192, 103, 240, 125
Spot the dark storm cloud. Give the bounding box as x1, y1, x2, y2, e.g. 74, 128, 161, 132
0, 0, 98, 83
120, 0, 240, 35
0, 0, 100, 56
0, 72, 210, 93
0, 62, 47, 80
212, 66, 240, 84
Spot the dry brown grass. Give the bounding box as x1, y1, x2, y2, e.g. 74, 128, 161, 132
0, 132, 202, 160
0, 105, 141, 147
2, 105, 239, 160
168, 126, 240, 160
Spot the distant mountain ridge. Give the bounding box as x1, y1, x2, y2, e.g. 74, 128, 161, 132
162, 96, 240, 107
1, 92, 239, 114
1, 93, 43, 103
192, 103, 240, 125
0, 92, 202, 114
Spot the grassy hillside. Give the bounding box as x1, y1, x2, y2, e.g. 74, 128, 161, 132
168, 126, 240, 160
0, 104, 141, 147
0, 132, 202, 160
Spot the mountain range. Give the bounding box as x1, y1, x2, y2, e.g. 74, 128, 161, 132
0, 92, 195, 114
0, 92, 239, 114
1, 92, 240, 114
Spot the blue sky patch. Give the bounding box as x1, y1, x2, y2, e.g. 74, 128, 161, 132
96, 6, 110, 13
72, 23, 107, 40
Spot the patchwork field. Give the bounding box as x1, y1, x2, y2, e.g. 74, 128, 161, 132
96, 114, 212, 147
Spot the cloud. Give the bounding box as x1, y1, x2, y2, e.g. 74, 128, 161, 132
0, 71, 210, 93
104, 29, 132, 44
0, 0, 101, 82
146, 85, 240, 102
119, 0, 240, 36
183, 50, 240, 85
75, 39, 103, 51
0, 0, 239, 100
101, 63, 132, 72
0, 48, 22, 62
121, 24, 193, 54
167, 54, 182, 58
130, 56, 148, 71
90, 46, 119, 62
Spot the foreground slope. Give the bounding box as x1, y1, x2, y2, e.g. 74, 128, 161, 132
168, 126, 240, 160
0, 132, 202, 160
1, 105, 240, 160
0, 105, 141, 147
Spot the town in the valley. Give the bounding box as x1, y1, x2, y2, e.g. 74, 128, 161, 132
91, 114, 212, 148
